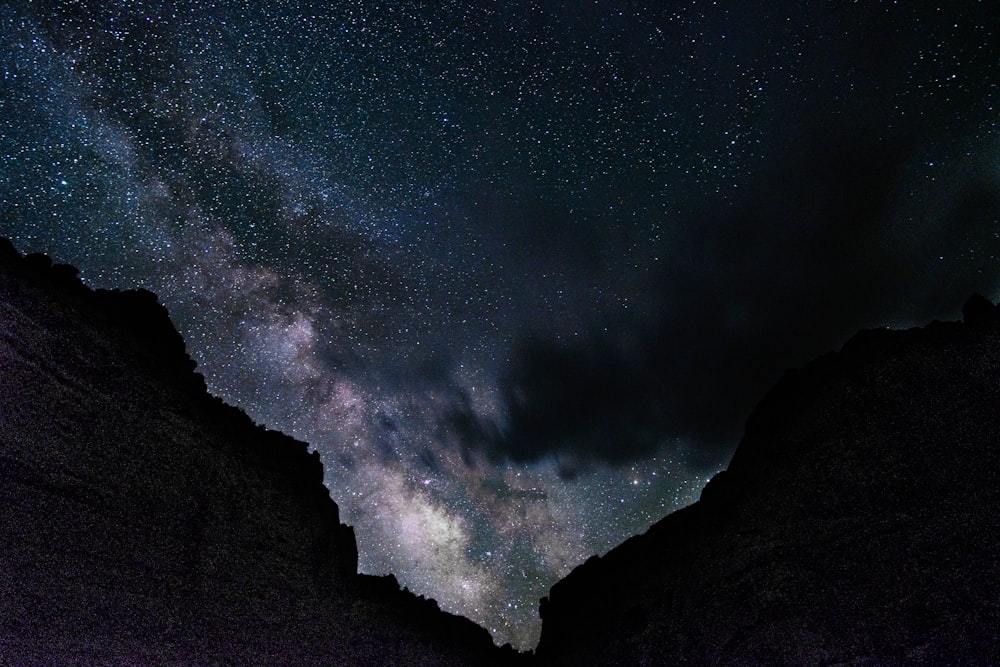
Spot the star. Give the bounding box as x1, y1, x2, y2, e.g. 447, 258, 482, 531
1, 0, 997, 650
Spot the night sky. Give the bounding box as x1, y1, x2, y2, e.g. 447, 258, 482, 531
1, 0, 998, 649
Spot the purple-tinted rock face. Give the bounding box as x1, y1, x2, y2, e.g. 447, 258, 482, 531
4, 232, 999, 666
536, 296, 1000, 665
0, 237, 519, 666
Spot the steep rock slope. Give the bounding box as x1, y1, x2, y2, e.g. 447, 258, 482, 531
536, 296, 1000, 665
0, 238, 519, 666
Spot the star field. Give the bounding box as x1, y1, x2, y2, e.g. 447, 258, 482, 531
2, 0, 998, 649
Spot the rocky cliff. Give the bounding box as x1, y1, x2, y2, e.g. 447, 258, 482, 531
536, 295, 1000, 665
5, 232, 1000, 666
0, 238, 519, 666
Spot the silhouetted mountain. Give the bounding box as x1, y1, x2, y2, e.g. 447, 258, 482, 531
536, 295, 1000, 664
5, 234, 1000, 665
0, 238, 523, 665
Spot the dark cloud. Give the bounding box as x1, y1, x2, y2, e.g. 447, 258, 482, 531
471, 126, 1000, 468
3, 0, 997, 649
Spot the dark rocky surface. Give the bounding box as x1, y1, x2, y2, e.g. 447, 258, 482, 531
536, 294, 1000, 665
0, 238, 522, 666
5, 232, 1000, 666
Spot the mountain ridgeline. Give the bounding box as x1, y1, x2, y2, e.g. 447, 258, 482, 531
0, 238, 520, 666
1, 235, 998, 664
536, 294, 1000, 664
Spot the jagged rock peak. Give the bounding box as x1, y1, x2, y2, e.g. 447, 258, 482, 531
963, 292, 1000, 328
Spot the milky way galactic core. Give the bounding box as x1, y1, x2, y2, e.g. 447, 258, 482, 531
1, 1, 997, 648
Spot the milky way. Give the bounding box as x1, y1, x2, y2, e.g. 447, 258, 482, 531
1, 1, 998, 648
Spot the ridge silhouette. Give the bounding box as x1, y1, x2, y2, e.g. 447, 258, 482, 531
2, 235, 997, 664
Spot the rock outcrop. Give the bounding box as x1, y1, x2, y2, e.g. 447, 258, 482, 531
0, 238, 520, 665
6, 232, 1000, 665
535, 296, 1000, 664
